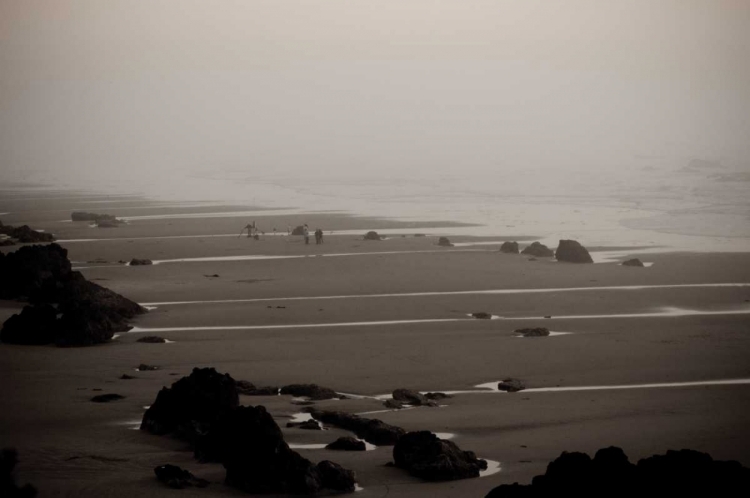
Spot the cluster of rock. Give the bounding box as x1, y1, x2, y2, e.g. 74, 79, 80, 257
0, 221, 54, 245
485, 446, 750, 497
0, 244, 146, 346
1, 448, 36, 498
394, 431, 488, 481
384, 389, 447, 409
71, 212, 124, 228
521, 242, 555, 258
555, 240, 593, 263
363, 231, 382, 241
141, 368, 357, 494
437, 237, 453, 247
500, 241, 519, 254
308, 409, 405, 446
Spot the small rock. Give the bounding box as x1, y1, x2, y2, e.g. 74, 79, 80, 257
622, 258, 644, 267
471, 312, 492, 319
498, 379, 525, 392
500, 241, 519, 254
154, 464, 209, 489
437, 237, 453, 247
137, 364, 160, 371
384, 399, 406, 409
363, 231, 382, 241
326, 437, 367, 451
120, 374, 136, 380
515, 327, 550, 337
286, 420, 322, 430
91, 393, 125, 402
137, 336, 166, 343
129, 258, 153, 266
521, 242, 555, 258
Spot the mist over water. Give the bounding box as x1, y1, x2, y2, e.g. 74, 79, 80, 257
2, 1, 749, 249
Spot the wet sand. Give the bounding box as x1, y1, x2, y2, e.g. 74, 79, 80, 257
1, 190, 750, 497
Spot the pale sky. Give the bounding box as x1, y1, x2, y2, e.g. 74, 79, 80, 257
1, 0, 749, 187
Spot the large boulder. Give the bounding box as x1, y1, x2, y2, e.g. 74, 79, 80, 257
500, 241, 519, 254
0, 304, 58, 345
280, 384, 338, 400
485, 447, 750, 497
437, 237, 453, 247
555, 240, 593, 263
141, 367, 239, 441
521, 242, 555, 258
363, 231, 382, 241
393, 431, 487, 481
309, 410, 405, 446
497, 378, 525, 392
0, 244, 71, 299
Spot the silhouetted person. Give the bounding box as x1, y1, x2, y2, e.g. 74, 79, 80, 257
303, 224, 310, 245
315, 228, 323, 244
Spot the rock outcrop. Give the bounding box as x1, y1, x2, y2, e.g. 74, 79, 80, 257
129, 259, 153, 266
308, 410, 405, 446
471, 312, 492, 319
622, 258, 644, 267
154, 464, 209, 489
555, 240, 593, 263
363, 231, 381, 241
393, 431, 487, 481
500, 241, 519, 254
141, 367, 239, 440
497, 379, 525, 392
291, 225, 306, 236
326, 437, 366, 451
515, 327, 550, 337
437, 237, 453, 247
521, 242, 554, 258
485, 447, 750, 497
280, 384, 338, 400
392, 389, 437, 407
0, 223, 54, 243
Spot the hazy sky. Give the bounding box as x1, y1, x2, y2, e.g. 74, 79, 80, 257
1, 0, 749, 188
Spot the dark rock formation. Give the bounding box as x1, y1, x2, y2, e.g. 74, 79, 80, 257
425, 392, 451, 401
141, 367, 239, 441
235, 381, 279, 396
497, 379, 525, 392
291, 225, 306, 236
393, 431, 487, 481
129, 258, 153, 266
384, 399, 406, 410
95, 220, 121, 228
286, 420, 322, 431
71, 212, 121, 224
90, 393, 125, 403
120, 374, 136, 380
0, 243, 71, 299
0, 239, 15, 247
309, 410, 406, 446
522, 242, 555, 258
154, 464, 209, 489
500, 241, 519, 254
437, 237, 453, 247
137, 336, 166, 343
1, 448, 37, 498
0, 304, 58, 345
137, 364, 160, 371
622, 258, 644, 267
471, 312, 492, 319
316, 460, 356, 492
555, 240, 593, 263
363, 231, 381, 241
515, 327, 550, 337
485, 447, 750, 497
280, 384, 338, 400
392, 389, 437, 407
326, 437, 366, 452
0, 224, 54, 244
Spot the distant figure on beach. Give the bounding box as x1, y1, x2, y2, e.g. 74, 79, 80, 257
241, 221, 256, 238
303, 224, 310, 245
315, 228, 323, 244
287, 225, 291, 235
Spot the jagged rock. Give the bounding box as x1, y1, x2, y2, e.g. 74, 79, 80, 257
1, 448, 37, 498
485, 447, 750, 497
500, 241, 519, 254
236, 383, 279, 396
154, 464, 209, 489
326, 437, 367, 452
471, 312, 492, 319
0, 243, 71, 300
137, 364, 160, 371
141, 367, 239, 440
363, 231, 381, 241
393, 431, 487, 481
0, 304, 58, 345
522, 242, 555, 258
309, 410, 405, 446
437, 237, 453, 247
515, 327, 550, 337
91, 393, 125, 403
137, 336, 166, 343
280, 384, 338, 400
622, 258, 644, 267
392, 389, 437, 407
286, 420, 322, 431
498, 379, 525, 392
555, 240, 593, 263
316, 460, 356, 492
129, 259, 153, 266
0, 224, 54, 243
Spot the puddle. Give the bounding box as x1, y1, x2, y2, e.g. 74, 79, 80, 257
141, 283, 750, 307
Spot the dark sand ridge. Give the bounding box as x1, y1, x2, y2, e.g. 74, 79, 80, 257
2, 190, 750, 497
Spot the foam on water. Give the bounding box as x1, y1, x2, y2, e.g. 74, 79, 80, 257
141, 282, 750, 307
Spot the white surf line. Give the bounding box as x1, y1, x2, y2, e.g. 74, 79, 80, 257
150, 249, 493, 265
525, 378, 750, 393
128, 318, 467, 334
142, 282, 750, 307
57, 208, 306, 223
504, 306, 750, 321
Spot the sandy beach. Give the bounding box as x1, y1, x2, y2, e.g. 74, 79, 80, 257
1, 188, 749, 497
